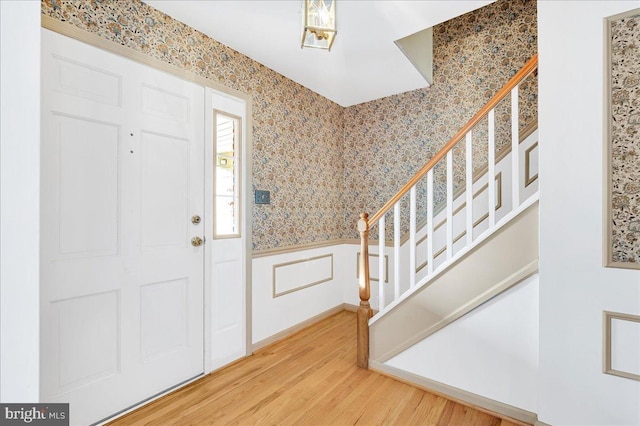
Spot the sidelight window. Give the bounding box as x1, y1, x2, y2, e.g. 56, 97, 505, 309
214, 112, 241, 237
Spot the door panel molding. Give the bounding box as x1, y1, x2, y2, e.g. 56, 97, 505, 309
41, 29, 208, 425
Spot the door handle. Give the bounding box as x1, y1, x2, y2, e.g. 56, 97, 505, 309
191, 236, 204, 247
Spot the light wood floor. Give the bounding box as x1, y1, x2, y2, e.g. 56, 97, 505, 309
109, 311, 522, 426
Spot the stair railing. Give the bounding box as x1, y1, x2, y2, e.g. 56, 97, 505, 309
357, 54, 539, 369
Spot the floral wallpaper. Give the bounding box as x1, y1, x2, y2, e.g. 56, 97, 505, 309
42, 0, 537, 251
41, 0, 346, 252
609, 11, 640, 265
343, 0, 537, 239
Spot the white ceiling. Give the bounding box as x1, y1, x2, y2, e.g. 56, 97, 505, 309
145, 1, 493, 107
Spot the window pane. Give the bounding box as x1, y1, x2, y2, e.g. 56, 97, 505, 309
215, 113, 240, 237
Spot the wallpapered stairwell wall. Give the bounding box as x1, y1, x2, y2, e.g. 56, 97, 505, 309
343, 0, 537, 239
42, 0, 537, 251
41, 0, 346, 252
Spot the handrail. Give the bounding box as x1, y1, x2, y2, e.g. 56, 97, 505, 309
356, 54, 538, 369
367, 54, 538, 226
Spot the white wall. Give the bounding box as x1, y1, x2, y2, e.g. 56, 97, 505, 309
252, 244, 351, 345
385, 274, 539, 413
538, 1, 640, 424
0, 1, 41, 402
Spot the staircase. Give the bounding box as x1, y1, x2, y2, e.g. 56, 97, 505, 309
356, 55, 539, 374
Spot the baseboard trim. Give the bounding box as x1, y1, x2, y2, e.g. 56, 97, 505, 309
251, 304, 352, 352
343, 303, 359, 312
370, 361, 538, 426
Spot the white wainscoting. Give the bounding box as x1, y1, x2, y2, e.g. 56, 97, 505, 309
273, 254, 334, 297
252, 244, 350, 346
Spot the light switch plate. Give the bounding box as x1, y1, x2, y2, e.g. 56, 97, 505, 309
255, 190, 270, 204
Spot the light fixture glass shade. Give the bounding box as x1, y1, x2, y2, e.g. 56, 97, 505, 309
301, 0, 336, 51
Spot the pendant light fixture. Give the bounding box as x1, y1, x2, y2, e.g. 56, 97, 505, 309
301, 0, 336, 51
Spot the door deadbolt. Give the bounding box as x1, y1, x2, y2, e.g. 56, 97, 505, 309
191, 236, 204, 247
191, 215, 201, 225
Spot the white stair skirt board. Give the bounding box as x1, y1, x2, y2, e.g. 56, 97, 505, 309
370, 200, 539, 362
369, 361, 539, 425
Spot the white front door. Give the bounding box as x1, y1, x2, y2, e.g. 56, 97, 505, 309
40, 30, 204, 425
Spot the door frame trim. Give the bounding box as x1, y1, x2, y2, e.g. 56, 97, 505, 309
41, 13, 254, 380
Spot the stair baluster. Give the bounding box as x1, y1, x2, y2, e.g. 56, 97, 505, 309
378, 215, 386, 309
356, 54, 538, 369
511, 86, 520, 207
465, 131, 474, 245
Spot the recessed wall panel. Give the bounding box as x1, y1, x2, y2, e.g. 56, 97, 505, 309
58, 114, 119, 256
605, 10, 640, 268
273, 254, 333, 297
525, 142, 539, 187
604, 311, 640, 381
53, 291, 120, 391
611, 317, 640, 377
140, 279, 187, 360
140, 132, 188, 249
